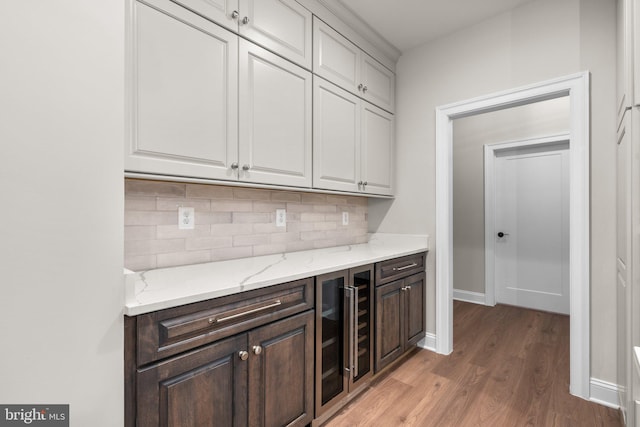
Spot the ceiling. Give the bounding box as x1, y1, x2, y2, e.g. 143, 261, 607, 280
338, 0, 536, 52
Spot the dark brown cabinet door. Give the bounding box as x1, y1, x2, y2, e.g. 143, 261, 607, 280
136, 334, 248, 427
404, 273, 425, 347
375, 279, 404, 372
248, 311, 314, 427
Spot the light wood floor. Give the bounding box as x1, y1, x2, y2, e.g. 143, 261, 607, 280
324, 301, 621, 427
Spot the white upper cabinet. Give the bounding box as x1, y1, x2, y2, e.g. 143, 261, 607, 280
313, 18, 395, 113
171, 0, 312, 68
239, 40, 312, 187
127, 0, 238, 180
127, 0, 312, 188
314, 77, 394, 195
239, 0, 312, 69
313, 77, 361, 193
361, 103, 394, 196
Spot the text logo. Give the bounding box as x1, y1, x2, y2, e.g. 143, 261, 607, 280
0, 405, 68, 426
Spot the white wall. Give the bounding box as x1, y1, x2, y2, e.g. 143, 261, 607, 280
452, 98, 570, 294
0, 1, 124, 424
369, 0, 617, 382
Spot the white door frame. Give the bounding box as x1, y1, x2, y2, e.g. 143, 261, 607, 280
435, 72, 590, 399
484, 133, 570, 307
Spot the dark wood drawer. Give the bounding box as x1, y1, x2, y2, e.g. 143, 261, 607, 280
375, 252, 426, 286
136, 277, 314, 365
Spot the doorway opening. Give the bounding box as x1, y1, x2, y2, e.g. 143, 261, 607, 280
434, 72, 590, 399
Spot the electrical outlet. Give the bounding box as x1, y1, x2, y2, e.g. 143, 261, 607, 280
276, 209, 286, 227
178, 207, 195, 230
342, 211, 349, 225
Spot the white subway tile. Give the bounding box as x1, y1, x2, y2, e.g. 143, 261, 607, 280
125, 196, 156, 211
233, 188, 271, 200
301, 231, 325, 241
157, 250, 211, 268
271, 191, 301, 203
125, 179, 186, 197
270, 232, 300, 243
314, 222, 337, 231
124, 226, 156, 241
186, 184, 233, 199
211, 200, 253, 212
301, 193, 327, 204
253, 244, 287, 256
211, 223, 253, 236
125, 211, 176, 226
156, 225, 211, 239
211, 246, 252, 261
233, 212, 270, 224
156, 197, 211, 211
186, 236, 232, 250
233, 234, 270, 247
300, 213, 325, 222
253, 201, 285, 212
125, 239, 184, 256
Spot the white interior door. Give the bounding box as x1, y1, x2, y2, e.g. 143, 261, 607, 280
493, 142, 570, 314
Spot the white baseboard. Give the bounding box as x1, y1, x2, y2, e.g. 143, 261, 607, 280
453, 289, 486, 305
417, 332, 437, 352
589, 378, 620, 409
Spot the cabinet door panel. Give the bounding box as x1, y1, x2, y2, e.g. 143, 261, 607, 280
170, 0, 239, 32
375, 280, 404, 372
361, 102, 394, 196
239, 41, 312, 187
240, 0, 312, 68
405, 273, 426, 347
313, 18, 360, 94
249, 311, 314, 427
137, 334, 248, 427
362, 54, 395, 113
128, 0, 238, 180
313, 78, 361, 192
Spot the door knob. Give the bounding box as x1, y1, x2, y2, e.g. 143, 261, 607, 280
497, 232, 509, 238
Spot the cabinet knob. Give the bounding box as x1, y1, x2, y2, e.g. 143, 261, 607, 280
358, 83, 364, 91
358, 181, 363, 187
238, 351, 249, 361
362, 85, 368, 93
231, 10, 239, 19
231, 162, 239, 170
253, 345, 262, 355
242, 164, 251, 171
242, 16, 250, 25
363, 181, 368, 187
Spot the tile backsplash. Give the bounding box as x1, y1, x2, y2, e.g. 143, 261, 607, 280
124, 179, 369, 271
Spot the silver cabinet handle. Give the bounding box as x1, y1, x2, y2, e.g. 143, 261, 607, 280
252, 345, 262, 355
345, 286, 355, 380
214, 299, 281, 323
358, 83, 364, 91
242, 16, 250, 25
393, 263, 418, 272
231, 10, 239, 19
239, 351, 249, 361
242, 164, 251, 171
230, 162, 239, 170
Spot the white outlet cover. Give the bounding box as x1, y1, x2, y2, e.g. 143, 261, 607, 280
276, 209, 286, 227
178, 207, 195, 230
342, 211, 349, 225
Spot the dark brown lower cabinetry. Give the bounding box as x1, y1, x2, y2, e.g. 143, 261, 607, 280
126, 252, 427, 427
135, 311, 313, 427
375, 272, 426, 373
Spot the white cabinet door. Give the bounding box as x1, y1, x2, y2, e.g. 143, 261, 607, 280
313, 78, 361, 193
170, 0, 239, 32
314, 17, 395, 113
362, 54, 395, 113
313, 18, 360, 95
361, 102, 394, 196
127, 0, 238, 180
239, 0, 312, 69
239, 40, 312, 187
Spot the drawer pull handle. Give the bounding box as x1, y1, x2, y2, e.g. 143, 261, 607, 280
214, 300, 282, 324
393, 263, 418, 271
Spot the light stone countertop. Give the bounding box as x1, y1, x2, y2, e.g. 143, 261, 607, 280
124, 233, 429, 316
